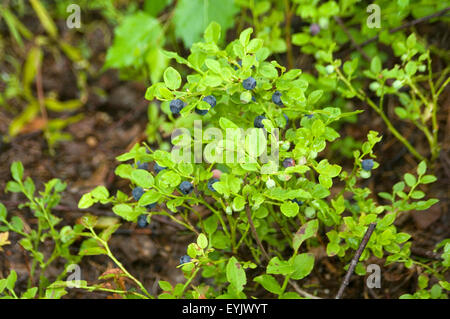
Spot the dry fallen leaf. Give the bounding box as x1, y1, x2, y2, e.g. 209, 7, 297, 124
0, 232, 11, 251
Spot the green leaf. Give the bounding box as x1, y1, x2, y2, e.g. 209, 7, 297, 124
417, 161, 427, 176
131, 169, 154, 188
307, 90, 323, 105
112, 204, 140, 222
281, 201, 299, 218
163, 67, 182, 90
239, 28, 253, 47
158, 280, 173, 292
144, 0, 171, 17
395, 232, 411, 243
379, 213, 396, 228
0, 203, 7, 220
226, 257, 246, 292
11, 161, 24, 182
197, 233, 208, 249
267, 257, 294, 276
91, 186, 109, 201
205, 59, 221, 73
290, 253, 315, 280
204, 215, 218, 234
404, 173, 416, 187
420, 175, 437, 184
247, 38, 263, 53
173, 0, 239, 47
293, 219, 319, 251
80, 246, 107, 256
204, 21, 221, 43
78, 194, 94, 209
371, 56, 381, 74
104, 12, 167, 83
138, 190, 161, 206
29, 0, 58, 38
21, 287, 38, 299
6, 270, 17, 291
253, 275, 282, 295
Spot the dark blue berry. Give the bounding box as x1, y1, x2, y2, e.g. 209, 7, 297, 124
135, 161, 148, 170
180, 255, 191, 264
195, 107, 209, 115
203, 95, 216, 108
170, 99, 185, 114
254, 115, 266, 128
132, 187, 144, 201
145, 202, 157, 210
154, 163, 166, 174
207, 178, 219, 192
306, 114, 314, 119
362, 159, 374, 171
291, 199, 304, 206
252, 96, 256, 102
137, 214, 148, 228
243, 77, 257, 90
179, 181, 194, 195
272, 91, 283, 106
283, 158, 295, 168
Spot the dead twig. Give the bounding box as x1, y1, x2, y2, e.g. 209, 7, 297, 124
289, 280, 322, 299
335, 222, 377, 299
334, 16, 370, 62
340, 7, 450, 58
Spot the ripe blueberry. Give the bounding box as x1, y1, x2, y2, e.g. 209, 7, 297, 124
291, 199, 304, 206
283, 158, 295, 168
362, 159, 374, 171
132, 187, 144, 201
145, 202, 157, 210
272, 91, 283, 106
195, 107, 209, 115
137, 214, 148, 228
203, 95, 217, 108
252, 96, 256, 102
310, 23, 320, 35
179, 181, 194, 195
135, 161, 149, 170
254, 115, 266, 128
170, 99, 185, 114
154, 163, 166, 174
180, 255, 191, 264
207, 178, 219, 192
243, 77, 257, 90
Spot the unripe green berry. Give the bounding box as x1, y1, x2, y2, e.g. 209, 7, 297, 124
369, 82, 380, 91
325, 65, 334, 74
266, 178, 275, 189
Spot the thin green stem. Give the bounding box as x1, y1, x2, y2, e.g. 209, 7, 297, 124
335, 66, 426, 162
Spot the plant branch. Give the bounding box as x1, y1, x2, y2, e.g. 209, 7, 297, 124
335, 222, 377, 299
245, 203, 270, 262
